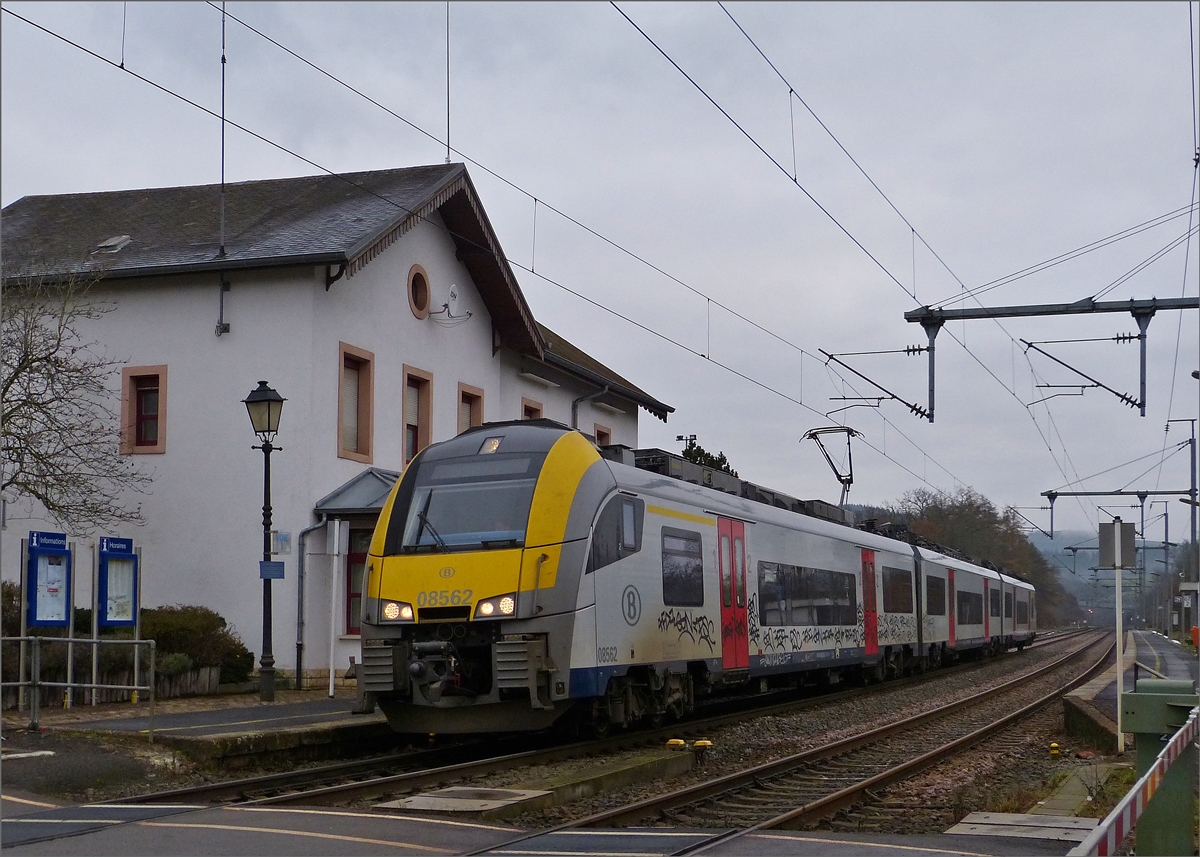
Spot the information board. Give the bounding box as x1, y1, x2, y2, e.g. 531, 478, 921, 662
97, 537, 138, 628
26, 531, 71, 627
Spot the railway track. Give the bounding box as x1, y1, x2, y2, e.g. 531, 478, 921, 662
470, 629, 1109, 855
114, 629, 1089, 808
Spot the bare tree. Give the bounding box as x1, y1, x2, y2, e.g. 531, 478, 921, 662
1, 266, 150, 531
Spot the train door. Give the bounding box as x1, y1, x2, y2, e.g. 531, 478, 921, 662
947, 568, 956, 648
861, 549, 878, 657
983, 580, 990, 640
718, 518, 748, 670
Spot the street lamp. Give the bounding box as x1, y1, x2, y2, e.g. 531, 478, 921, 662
243, 381, 285, 702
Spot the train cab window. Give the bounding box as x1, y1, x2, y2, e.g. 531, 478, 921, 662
925, 575, 946, 616
587, 495, 644, 573
393, 452, 547, 551
1016, 598, 1029, 624
881, 566, 914, 613
661, 527, 704, 606
990, 589, 1001, 617
622, 501, 638, 549
1004, 591, 1013, 618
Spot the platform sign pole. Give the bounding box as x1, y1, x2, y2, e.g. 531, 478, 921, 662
134, 547, 142, 704
329, 518, 342, 699
18, 538, 27, 712
1101, 518, 1134, 753
91, 541, 98, 706
1114, 519, 1125, 754
65, 542, 76, 708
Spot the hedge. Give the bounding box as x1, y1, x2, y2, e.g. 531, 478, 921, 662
1, 582, 254, 684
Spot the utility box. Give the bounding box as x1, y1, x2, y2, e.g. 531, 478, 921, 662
1120, 679, 1198, 856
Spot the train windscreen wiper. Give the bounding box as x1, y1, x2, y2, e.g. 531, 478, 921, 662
416, 510, 448, 550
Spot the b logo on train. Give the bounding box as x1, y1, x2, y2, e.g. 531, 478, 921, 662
359, 421, 1036, 734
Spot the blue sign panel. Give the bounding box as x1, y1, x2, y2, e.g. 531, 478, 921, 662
259, 561, 285, 580
99, 537, 133, 554
26, 531, 71, 627
98, 537, 138, 628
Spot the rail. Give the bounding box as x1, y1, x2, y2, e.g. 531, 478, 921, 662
1068, 705, 1200, 857
1, 636, 157, 741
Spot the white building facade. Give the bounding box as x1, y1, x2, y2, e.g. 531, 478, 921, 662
1, 164, 671, 689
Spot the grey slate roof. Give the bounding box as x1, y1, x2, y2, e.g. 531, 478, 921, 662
2, 164, 457, 277
537, 323, 673, 422
2, 163, 671, 420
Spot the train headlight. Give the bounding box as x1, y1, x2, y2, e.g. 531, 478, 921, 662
382, 601, 413, 622
474, 593, 517, 619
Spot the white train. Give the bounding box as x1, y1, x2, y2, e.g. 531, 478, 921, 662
360, 421, 1036, 733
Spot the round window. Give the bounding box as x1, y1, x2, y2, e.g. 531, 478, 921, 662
408, 265, 431, 320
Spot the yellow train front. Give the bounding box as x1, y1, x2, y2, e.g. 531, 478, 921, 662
359, 420, 609, 733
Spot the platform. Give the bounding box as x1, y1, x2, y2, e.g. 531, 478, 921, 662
1, 688, 391, 768
1066, 630, 1196, 727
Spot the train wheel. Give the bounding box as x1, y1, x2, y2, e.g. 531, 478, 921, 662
588, 700, 612, 738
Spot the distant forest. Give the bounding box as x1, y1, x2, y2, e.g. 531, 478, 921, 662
848, 488, 1084, 628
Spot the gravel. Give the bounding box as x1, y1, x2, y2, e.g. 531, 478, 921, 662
388, 634, 1105, 828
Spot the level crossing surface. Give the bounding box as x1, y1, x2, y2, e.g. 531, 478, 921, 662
0, 801, 1078, 857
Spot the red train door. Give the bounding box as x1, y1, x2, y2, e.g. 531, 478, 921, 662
718, 518, 749, 670
861, 549, 878, 657
983, 579, 990, 640
947, 568, 956, 648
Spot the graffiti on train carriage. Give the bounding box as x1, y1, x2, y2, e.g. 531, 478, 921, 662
657, 607, 717, 652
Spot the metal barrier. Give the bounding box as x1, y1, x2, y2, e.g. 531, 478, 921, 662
1, 636, 156, 742
1068, 705, 1199, 856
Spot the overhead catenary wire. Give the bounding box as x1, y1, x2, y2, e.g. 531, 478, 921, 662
205, 0, 1116, 513
707, 4, 1199, 529
1047, 441, 1193, 494
175, 2, 972, 492
254, 1, 1193, 532
929, 203, 1200, 309
0, 4, 967, 501
197, 3, 908, 416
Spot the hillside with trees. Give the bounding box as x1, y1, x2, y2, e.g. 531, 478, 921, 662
849, 487, 1083, 627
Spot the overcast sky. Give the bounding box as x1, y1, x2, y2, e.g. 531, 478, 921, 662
3, 2, 1198, 540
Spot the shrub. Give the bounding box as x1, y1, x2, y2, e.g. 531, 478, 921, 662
155, 651, 194, 677
140, 605, 254, 684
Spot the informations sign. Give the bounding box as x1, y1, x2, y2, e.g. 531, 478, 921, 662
26, 531, 71, 627
98, 537, 138, 627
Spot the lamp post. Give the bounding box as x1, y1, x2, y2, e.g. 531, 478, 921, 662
243, 381, 285, 702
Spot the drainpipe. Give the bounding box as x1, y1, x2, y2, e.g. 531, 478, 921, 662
571, 385, 609, 430
295, 514, 327, 691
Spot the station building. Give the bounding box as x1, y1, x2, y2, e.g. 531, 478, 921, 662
0, 163, 672, 689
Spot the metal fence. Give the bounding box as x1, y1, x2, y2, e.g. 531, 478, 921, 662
1068, 705, 1199, 856
1, 636, 156, 742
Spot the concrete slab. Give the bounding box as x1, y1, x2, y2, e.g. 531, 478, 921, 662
381, 786, 553, 814
947, 811, 1098, 843
376, 748, 696, 820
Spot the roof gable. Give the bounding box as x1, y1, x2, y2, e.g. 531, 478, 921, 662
314, 467, 400, 516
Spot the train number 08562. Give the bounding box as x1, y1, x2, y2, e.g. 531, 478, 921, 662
596, 646, 619, 664
416, 589, 473, 607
